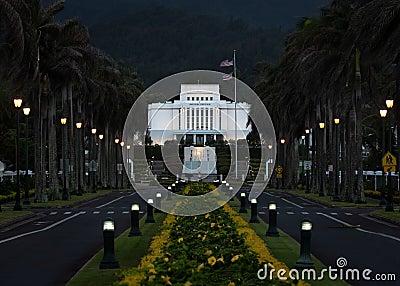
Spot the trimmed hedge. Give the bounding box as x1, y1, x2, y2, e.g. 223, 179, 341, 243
364, 189, 400, 204
0, 189, 35, 204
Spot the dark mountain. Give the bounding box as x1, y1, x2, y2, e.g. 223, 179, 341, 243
88, 7, 285, 85
59, 0, 330, 29
49, 0, 331, 86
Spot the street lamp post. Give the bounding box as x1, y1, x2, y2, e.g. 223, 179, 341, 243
91, 128, 97, 193
120, 141, 125, 188
318, 122, 325, 197
127, 144, 131, 183
267, 144, 273, 187
23, 107, 31, 205
61, 116, 68, 200
333, 119, 340, 201
301, 135, 306, 190
114, 138, 119, 189
305, 129, 311, 193
13, 98, 23, 210
380, 109, 388, 206
99, 134, 104, 187
385, 99, 394, 212
280, 137, 286, 189
76, 122, 83, 196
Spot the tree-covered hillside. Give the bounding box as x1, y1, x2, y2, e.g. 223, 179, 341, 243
57, 0, 330, 29
89, 7, 286, 85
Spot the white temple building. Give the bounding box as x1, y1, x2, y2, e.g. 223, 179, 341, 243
148, 83, 251, 146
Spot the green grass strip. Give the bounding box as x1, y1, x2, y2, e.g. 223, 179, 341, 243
0, 209, 33, 225
67, 213, 166, 286
26, 189, 114, 208
372, 210, 400, 222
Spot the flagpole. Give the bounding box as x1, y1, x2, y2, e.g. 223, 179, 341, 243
234, 50, 238, 179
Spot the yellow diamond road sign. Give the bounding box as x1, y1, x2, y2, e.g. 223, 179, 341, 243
382, 152, 396, 172
382, 152, 396, 167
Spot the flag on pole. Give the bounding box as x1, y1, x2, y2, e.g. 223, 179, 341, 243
222, 72, 233, 80
220, 59, 233, 67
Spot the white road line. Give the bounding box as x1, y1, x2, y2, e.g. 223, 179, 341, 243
262, 207, 269, 209
64, 211, 72, 215
80, 211, 86, 214
107, 211, 114, 214
0, 212, 85, 245
93, 211, 100, 215
287, 212, 295, 215
301, 212, 309, 215
318, 213, 400, 243
139, 211, 144, 214
345, 213, 353, 216
330, 213, 338, 216
49, 212, 57, 215
122, 211, 129, 214
298, 196, 328, 208
355, 228, 400, 242
265, 193, 277, 197
96, 196, 125, 209
281, 198, 304, 209
259, 211, 266, 215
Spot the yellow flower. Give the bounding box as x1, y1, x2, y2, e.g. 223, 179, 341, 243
205, 249, 213, 256
205, 213, 210, 219
208, 256, 217, 266
178, 237, 184, 243
202, 235, 207, 241
228, 282, 235, 286
196, 263, 204, 272
161, 275, 172, 285
149, 275, 156, 281
164, 257, 169, 263
184, 282, 193, 286
197, 234, 202, 238
217, 256, 224, 263
149, 268, 157, 274
231, 254, 242, 263
210, 223, 216, 228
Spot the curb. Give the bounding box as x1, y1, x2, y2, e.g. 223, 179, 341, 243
277, 190, 381, 209
0, 190, 125, 229
0, 212, 41, 230
369, 213, 400, 226
26, 190, 118, 209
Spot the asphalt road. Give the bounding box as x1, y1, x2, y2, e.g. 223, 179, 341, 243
0, 190, 145, 286
254, 191, 400, 286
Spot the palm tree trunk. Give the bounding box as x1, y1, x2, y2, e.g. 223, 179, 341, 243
33, 76, 47, 202
48, 89, 60, 200
68, 83, 76, 193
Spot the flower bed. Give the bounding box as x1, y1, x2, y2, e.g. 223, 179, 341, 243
118, 183, 307, 285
